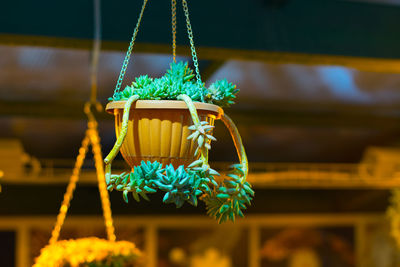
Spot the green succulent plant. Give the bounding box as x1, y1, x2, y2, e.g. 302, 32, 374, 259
107, 161, 253, 223
132, 74, 153, 89
165, 61, 195, 83
205, 79, 239, 107
203, 164, 254, 223
109, 61, 239, 108
106, 161, 162, 202
156, 165, 202, 208
105, 80, 253, 223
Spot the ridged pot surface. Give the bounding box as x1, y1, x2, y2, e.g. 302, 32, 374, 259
106, 100, 223, 169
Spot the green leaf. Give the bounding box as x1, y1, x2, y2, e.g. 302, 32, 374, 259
123, 190, 129, 203
219, 204, 230, 214
227, 174, 240, 180
206, 134, 216, 141
139, 192, 150, 201
217, 193, 230, 199
188, 125, 197, 131
163, 192, 171, 203
132, 191, 140, 202
144, 185, 157, 193
188, 159, 203, 168
219, 187, 227, 193
208, 168, 220, 176
198, 135, 204, 148
187, 130, 200, 140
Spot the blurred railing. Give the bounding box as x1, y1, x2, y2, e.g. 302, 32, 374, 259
244, 162, 400, 188
3, 158, 400, 188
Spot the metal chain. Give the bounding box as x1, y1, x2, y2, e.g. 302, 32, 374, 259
49, 134, 90, 245
49, 122, 117, 244
88, 124, 116, 242
90, 0, 101, 104
113, 0, 149, 98
181, 0, 204, 101
171, 0, 177, 62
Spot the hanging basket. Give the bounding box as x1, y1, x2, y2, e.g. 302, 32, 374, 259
105, 93, 254, 223
33, 237, 142, 267
106, 100, 223, 168
104, 0, 254, 223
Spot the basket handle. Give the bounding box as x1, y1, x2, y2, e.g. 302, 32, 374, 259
220, 113, 249, 182
177, 94, 248, 182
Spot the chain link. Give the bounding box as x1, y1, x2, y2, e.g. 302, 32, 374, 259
181, 0, 204, 101
113, 0, 149, 98
171, 0, 177, 63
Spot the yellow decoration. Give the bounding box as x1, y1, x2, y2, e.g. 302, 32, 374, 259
33, 237, 141, 267
33, 104, 143, 267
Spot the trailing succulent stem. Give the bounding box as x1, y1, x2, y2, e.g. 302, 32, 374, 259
202, 164, 254, 223
177, 94, 210, 168
221, 114, 249, 179
201, 113, 252, 223
110, 61, 239, 108
104, 95, 139, 184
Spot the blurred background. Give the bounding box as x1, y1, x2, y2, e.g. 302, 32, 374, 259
1, 0, 400, 266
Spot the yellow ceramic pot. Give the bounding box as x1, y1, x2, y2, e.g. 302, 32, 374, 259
106, 100, 223, 168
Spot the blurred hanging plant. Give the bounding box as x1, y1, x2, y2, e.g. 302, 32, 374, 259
33, 237, 142, 267
109, 61, 239, 108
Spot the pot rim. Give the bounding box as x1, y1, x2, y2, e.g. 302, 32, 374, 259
106, 100, 224, 117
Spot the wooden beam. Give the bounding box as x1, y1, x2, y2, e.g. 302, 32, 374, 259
2, 34, 400, 73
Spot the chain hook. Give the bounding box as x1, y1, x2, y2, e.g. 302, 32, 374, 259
84, 101, 103, 127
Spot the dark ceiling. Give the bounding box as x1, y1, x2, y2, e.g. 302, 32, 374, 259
1, 0, 400, 58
